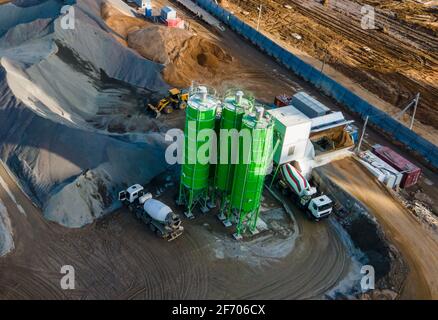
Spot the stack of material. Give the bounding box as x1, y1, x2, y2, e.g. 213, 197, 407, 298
372, 144, 422, 188
358, 151, 403, 190
0, 0, 170, 228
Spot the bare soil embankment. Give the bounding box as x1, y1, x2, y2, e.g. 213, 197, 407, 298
220, 0, 438, 145
320, 157, 438, 299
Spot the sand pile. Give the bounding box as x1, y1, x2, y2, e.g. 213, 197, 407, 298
128, 25, 192, 65
0, 0, 173, 228
1, 1, 169, 129
128, 25, 233, 87
101, 1, 150, 44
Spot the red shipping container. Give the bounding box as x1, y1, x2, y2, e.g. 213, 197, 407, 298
372, 144, 421, 188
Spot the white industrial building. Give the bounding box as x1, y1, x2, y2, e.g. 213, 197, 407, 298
268, 94, 355, 177
268, 106, 312, 166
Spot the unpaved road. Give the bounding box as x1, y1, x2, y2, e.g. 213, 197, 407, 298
0, 161, 356, 299
320, 157, 438, 299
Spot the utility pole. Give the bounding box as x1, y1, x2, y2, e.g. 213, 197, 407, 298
394, 93, 420, 130
256, 3, 263, 31
409, 93, 420, 130
320, 46, 328, 73
357, 115, 369, 153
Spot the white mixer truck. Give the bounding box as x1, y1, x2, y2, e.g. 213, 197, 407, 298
118, 184, 184, 241
279, 163, 333, 221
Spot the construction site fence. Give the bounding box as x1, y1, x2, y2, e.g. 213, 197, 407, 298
193, 0, 438, 169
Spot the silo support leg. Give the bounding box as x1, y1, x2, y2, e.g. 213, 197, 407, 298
233, 213, 245, 240
269, 164, 281, 188
208, 188, 217, 209
249, 207, 261, 235
184, 190, 195, 219
177, 183, 184, 206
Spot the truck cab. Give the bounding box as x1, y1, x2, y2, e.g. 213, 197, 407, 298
119, 184, 184, 241
308, 195, 333, 220
279, 163, 333, 221
118, 184, 145, 204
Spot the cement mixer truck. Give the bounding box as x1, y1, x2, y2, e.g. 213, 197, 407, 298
279, 163, 333, 221
118, 184, 184, 241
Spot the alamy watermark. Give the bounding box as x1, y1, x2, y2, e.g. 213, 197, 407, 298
165, 122, 274, 175
60, 5, 75, 30
60, 265, 75, 290
360, 265, 375, 291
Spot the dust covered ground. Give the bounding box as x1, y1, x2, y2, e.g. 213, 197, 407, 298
0, 0, 436, 300
0, 0, 367, 300
219, 0, 438, 144
0, 163, 364, 299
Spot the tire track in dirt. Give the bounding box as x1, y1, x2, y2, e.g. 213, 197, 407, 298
0, 160, 355, 299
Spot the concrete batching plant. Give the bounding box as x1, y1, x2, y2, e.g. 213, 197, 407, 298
178, 86, 274, 239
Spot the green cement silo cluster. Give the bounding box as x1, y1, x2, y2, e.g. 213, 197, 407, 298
178, 87, 273, 238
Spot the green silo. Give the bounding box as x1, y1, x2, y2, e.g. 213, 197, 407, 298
214, 91, 254, 217
229, 107, 273, 238
178, 86, 220, 219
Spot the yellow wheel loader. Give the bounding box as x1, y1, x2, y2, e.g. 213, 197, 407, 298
147, 88, 188, 118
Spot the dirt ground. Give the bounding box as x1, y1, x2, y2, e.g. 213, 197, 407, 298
105, 1, 336, 100
320, 157, 438, 299
0, 162, 359, 299
361, 0, 438, 32
101, 2, 151, 45
219, 0, 438, 143
1, 0, 437, 300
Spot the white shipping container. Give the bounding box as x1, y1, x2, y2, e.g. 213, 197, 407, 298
358, 150, 403, 189
291, 92, 330, 118
161, 6, 177, 20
